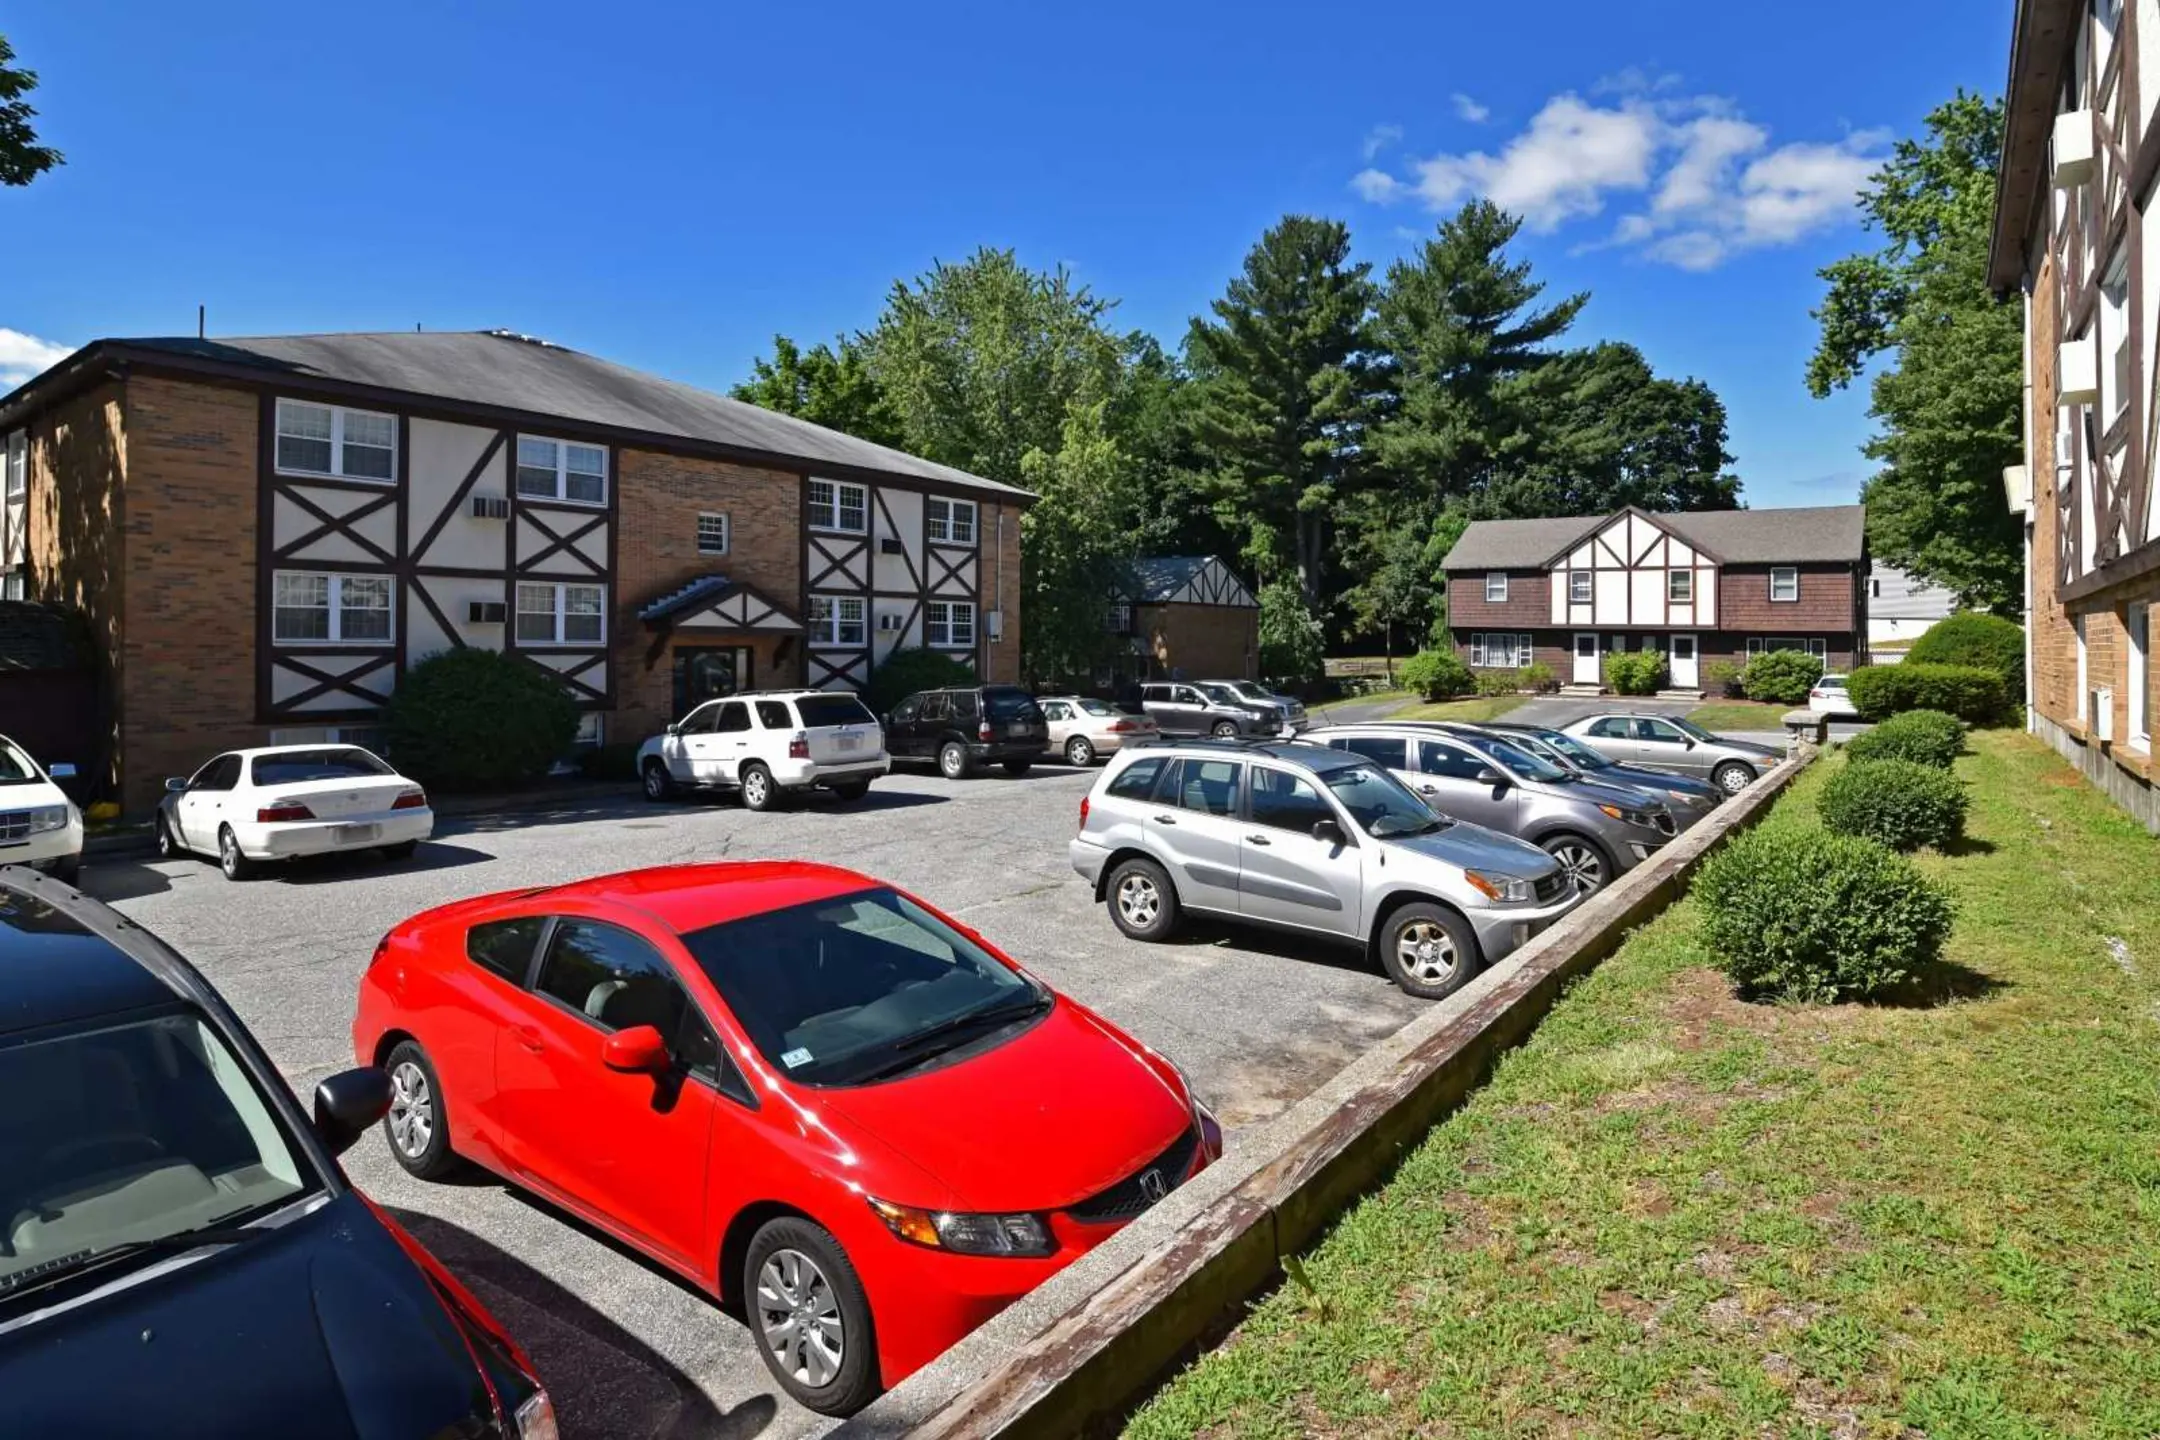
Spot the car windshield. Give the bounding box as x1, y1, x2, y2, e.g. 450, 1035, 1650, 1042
795, 695, 876, 728
1076, 698, 1122, 716
1671, 717, 1723, 742
249, 748, 392, 786
1456, 733, 1573, 783
1324, 764, 1448, 838
679, 887, 1047, 1087
1224, 682, 1268, 700
983, 689, 1040, 721
1537, 730, 1616, 771
1196, 683, 1239, 704
0, 1008, 319, 1298
0, 739, 42, 787
1819, 676, 1848, 689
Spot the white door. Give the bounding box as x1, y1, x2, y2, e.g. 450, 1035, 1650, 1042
1670, 634, 1699, 689
1573, 633, 1600, 684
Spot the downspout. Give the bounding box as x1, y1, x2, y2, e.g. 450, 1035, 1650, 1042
2022, 280, 2037, 733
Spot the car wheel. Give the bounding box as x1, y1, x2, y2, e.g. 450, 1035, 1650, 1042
1211, 720, 1239, 739
1065, 736, 1096, 767
155, 813, 184, 861
381, 840, 419, 862
217, 825, 257, 882
641, 759, 676, 802
739, 762, 784, 812
746, 1218, 880, 1417
1378, 902, 1480, 1000
938, 741, 972, 780
829, 781, 871, 802
1539, 833, 1611, 895
1001, 759, 1033, 776
1712, 761, 1754, 795
383, 1040, 460, 1180
1106, 856, 1180, 941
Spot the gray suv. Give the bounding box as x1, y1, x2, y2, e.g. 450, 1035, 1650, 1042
1206, 680, 1308, 733
1138, 682, 1282, 739
1070, 740, 1580, 999
1483, 722, 1724, 829
1302, 723, 1675, 895
1559, 713, 1782, 795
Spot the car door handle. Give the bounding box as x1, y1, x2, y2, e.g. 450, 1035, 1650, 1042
1417, 784, 1439, 795
511, 1024, 545, 1054
1245, 833, 1271, 845
1152, 813, 1178, 825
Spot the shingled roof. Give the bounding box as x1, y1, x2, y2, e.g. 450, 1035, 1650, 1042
1440, 505, 1865, 570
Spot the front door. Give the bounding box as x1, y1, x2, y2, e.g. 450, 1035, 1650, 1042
672, 646, 752, 716
175, 754, 242, 851
1670, 635, 1699, 689
1573, 633, 1599, 685
1414, 738, 1523, 831
1237, 765, 1363, 936
1629, 717, 1703, 775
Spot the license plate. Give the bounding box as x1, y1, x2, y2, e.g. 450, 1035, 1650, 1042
835, 733, 861, 751
335, 823, 379, 844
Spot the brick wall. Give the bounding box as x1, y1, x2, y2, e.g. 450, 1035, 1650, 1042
24, 381, 126, 794
1717, 564, 1859, 632
2030, 237, 2082, 729
1140, 602, 1258, 681
981, 499, 1024, 684
1447, 571, 1551, 627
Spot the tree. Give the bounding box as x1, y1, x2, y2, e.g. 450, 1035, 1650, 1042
1185, 215, 1380, 608
0, 36, 60, 187
731, 333, 906, 449
1257, 579, 1325, 684
1807, 92, 2021, 612
1017, 399, 1138, 683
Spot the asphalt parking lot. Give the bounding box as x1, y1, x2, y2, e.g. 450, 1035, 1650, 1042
83, 760, 1428, 1440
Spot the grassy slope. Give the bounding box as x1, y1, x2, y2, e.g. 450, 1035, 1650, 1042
1688, 700, 1797, 731
1386, 696, 1528, 723
1129, 732, 2160, 1439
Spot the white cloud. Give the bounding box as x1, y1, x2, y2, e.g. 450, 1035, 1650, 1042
1410, 94, 1661, 231
1361, 123, 1403, 161
1450, 93, 1490, 124
1351, 167, 1408, 204
0, 328, 71, 387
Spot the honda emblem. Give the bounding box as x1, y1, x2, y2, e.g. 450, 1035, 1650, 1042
1137, 1169, 1167, 1204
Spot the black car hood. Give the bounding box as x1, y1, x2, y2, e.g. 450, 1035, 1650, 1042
0, 1192, 496, 1440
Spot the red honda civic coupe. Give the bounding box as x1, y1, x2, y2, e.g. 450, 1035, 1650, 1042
351, 861, 1221, 1415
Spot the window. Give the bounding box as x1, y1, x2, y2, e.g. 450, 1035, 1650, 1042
1586, 717, 1631, 739
515, 436, 607, 504
4, 430, 23, 497
572, 712, 604, 747
1105, 602, 1132, 634
2075, 613, 2089, 721
755, 699, 792, 729
535, 920, 693, 1042
808, 478, 867, 533
1108, 755, 1168, 800
2130, 603, 2151, 749
1468, 632, 1534, 668
1668, 569, 1692, 603
795, 694, 877, 728
1331, 735, 1407, 769
1802, 638, 1828, 662
1038, 700, 1067, 721
1162, 758, 1242, 817
697, 512, 730, 555
949, 691, 980, 720
926, 600, 975, 648
1633, 718, 1688, 744
1485, 573, 1509, 603
927, 497, 977, 544
467, 917, 546, 984
1869, 577, 1881, 599
1569, 570, 1591, 604
1, 572, 22, 601
1417, 741, 1492, 781
275, 400, 396, 482
712, 701, 752, 733
1770, 567, 1799, 602
809, 593, 867, 646
1248, 768, 1333, 832
272, 571, 393, 644
515, 582, 605, 644
267, 725, 386, 748
1745, 637, 1769, 658
250, 748, 391, 786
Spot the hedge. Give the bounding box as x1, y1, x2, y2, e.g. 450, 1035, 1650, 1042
1846, 662, 2007, 724
1843, 709, 1966, 769
863, 646, 977, 716
1816, 757, 1968, 851
1399, 649, 1474, 700
1603, 649, 1665, 696
383, 648, 579, 791
1907, 613, 2024, 703
1740, 649, 1825, 705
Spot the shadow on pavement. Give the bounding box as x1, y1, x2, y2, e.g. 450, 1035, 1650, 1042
1167, 917, 1390, 983
78, 858, 178, 902
388, 1207, 777, 1440
273, 841, 497, 885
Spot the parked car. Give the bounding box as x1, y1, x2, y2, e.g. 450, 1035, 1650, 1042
1559, 713, 1783, 795
352, 861, 1218, 1415
0, 733, 83, 885
1203, 680, 1308, 733
1809, 673, 1862, 717
639, 689, 887, 809
1303, 723, 1674, 894
1137, 681, 1282, 739
1070, 740, 1580, 999
0, 868, 556, 1440
1036, 695, 1159, 766
1480, 721, 1725, 828
156, 745, 433, 882
884, 686, 1048, 778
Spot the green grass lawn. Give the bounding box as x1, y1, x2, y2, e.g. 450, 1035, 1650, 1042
1383, 695, 1528, 723
1128, 731, 2160, 1440
1688, 699, 1797, 731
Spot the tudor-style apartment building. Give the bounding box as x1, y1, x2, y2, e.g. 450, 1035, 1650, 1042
1440, 505, 1868, 690
1994, 0, 2160, 831
0, 331, 1026, 810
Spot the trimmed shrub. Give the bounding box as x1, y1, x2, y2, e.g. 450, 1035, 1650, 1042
1603, 649, 1665, 695
383, 648, 579, 791
1843, 709, 1966, 769
1704, 659, 1746, 698
864, 646, 976, 716
1399, 649, 1474, 701
1740, 648, 1825, 705
1907, 612, 2024, 703
1693, 826, 1953, 1003
1518, 660, 1559, 694
1847, 663, 2007, 725
1817, 758, 1969, 851
1475, 668, 1520, 697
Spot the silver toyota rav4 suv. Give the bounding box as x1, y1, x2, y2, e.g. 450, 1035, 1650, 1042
1070, 741, 1581, 999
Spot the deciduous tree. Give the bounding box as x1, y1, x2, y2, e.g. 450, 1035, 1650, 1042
0, 36, 61, 188
732, 333, 905, 450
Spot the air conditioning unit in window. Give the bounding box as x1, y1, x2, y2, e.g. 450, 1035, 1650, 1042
2053, 110, 2096, 187
879, 537, 905, 555
467, 601, 507, 624
2059, 341, 2100, 409
879, 613, 902, 632
471, 493, 510, 520
2091, 687, 2114, 741
985, 609, 1005, 641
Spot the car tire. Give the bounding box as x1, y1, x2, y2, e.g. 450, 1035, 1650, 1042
217, 825, 257, 882
1065, 736, 1096, 767
381, 840, 419, 862
1378, 902, 1481, 1000
155, 813, 184, 861
938, 741, 972, 780
383, 1040, 460, 1181
1001, 759, 1033, 776
829, 781, 871, 802
745, 1217, 880, 1417
1712, 761, 1754, 795
1538, 832, 1612, 895
1211, 720, 1239, 739
739, 762, 781, 812
641, 759, 676, 802
1106, 856, 1180, 941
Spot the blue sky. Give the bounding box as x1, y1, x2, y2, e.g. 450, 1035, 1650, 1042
3, 1, 2007, 508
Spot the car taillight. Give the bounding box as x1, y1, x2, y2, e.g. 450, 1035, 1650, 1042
256, 801, 314, 823
979, 721, 993, 741
1079, 794, 1090, 829
1107, 719, 1134, 733
392, 789, 428, 810
788, 732, 810, 760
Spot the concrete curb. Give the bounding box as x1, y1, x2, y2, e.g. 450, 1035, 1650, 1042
833, 743, 1818, 1440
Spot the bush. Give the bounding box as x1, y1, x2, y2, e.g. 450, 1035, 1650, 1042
1474, 668, 1519, 697
1603, 649, 1665, 695
1740, 648, 1825, 705
1399, 649, 1474, 700
1693, 826, 1953, 1003
864, 646, 976, 716
1258, 581, 1325, 684
1843, 708, 1966, 769
1704, 659, 1746, 698
383, 648, 579, 791
1907, 612, 2024, 704
1846, 663, 2007, 725
1518, 660, 1559, 694
1817, 758, 1969, 851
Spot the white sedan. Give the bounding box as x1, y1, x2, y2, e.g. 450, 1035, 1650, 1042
155, 745, 434, 881
1808, 674, 1863, 717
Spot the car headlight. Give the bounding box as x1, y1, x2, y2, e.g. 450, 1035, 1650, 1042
1596, 803, 1659, 829
513, 1391, 560, 1440
1463, 869, 1535, 904
28, 805, 72, 835
868, 1198, 1056, 1258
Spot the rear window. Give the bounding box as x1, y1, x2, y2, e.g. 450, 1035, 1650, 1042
467, 916, 545, 983
250, 748, 391, 785
983, 688, 1039, 720
755, 701, 793, 729
1106, 755, 1167, 800
795, 695, 876, 728
1077, 699, 1121, 716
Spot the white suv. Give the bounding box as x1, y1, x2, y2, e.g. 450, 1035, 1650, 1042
637, 690, 889, 810
0, 734, 84, 885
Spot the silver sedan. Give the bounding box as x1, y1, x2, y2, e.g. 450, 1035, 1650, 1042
1035, 695, 1161, 766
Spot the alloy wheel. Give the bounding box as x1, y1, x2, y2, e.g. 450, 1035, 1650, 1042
1067, 737, 1094, 766
387, 1061, 434, 1159
1116, 872, 1160, 927
219, 831, 240, 876
743, 769, 770, 807
1547, 840, 1605, 892
940, 745, 965, 779
643, 765, 668, 800
756, 1248, 845, 1389
1395, 920, 1459, 985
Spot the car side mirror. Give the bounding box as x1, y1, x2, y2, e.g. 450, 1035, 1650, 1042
665, 721, 681, 735
601, 1024, 672, 1073
1682, 739, 1697, 749
312, 1066, 393, 1157
1475, 767, 1508, 787
1311, 818, 1346, 847
165, 776, 189, 793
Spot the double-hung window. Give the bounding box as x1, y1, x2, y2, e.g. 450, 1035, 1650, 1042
697, 512, 730, 555
272, 571, 393, 644
275, 400, 396, 482
1484, 573, 1509, 603
809, 593, 866, 646
516, 582, 605, 645
4, 431, 24, 498
927, 497, 977, 544
1568, 570, 1591, 604
1769, 567, 1799, 602
2129, 603, 2151, 750
1468, 632, 1533, 668
808, 478, 868, 533
926, 600, 975, 648
516, 437, 607, 504
1667, 569, 1692, 603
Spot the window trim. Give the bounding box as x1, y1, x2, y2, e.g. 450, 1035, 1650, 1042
274, 399, 399, 484
1484, 572, 1509, 603
1568, 569, 1591, 604
514, 434, 609, 507
927, 496, 978, 545
1769, 567, 1799, 603
271, 569, 396, 646
1467, 632, 1534, 669
1245, 764, 1338, 833
2129, 602, 2151, 751
515, 580, 607, 647
4, 430, 24, 499
696, 511, 730, 555
926, 599, 975, 649
809, 592, 868, 647
808, 477, 869, 534
1667, 568, 1692, 603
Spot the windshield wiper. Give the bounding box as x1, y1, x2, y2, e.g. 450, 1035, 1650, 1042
893, 994, 1051, 1052
0, 1220, 270, 1300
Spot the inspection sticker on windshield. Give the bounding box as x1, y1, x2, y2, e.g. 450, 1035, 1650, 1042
781, 1048, 814, 1069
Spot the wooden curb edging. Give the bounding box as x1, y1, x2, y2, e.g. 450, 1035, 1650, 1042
835, 744, 1817, 1440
